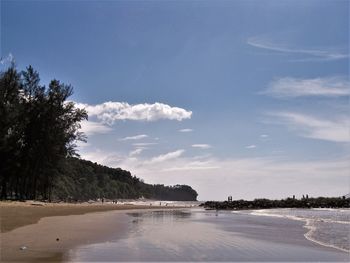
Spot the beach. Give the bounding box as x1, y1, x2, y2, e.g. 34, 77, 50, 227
1, 203, 349, 262
0, 201, 175, 262
66, 209, 349, 262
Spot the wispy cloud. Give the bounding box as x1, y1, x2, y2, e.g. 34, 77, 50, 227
119, 134, 148, 141
149, 149, 185, 164
76, 101, 192, 125
268, 112, 349, 143
179, 128, 193, 132
192, 144, 212, 149
80, 120, 112, 136
129, 148, 144, 157
245, 145, 257, 149
259, 134, 270, 142
247, 37, 349, 61
263, 77, 350, 98
132, 142, 158, 147
0, 53, 14, 65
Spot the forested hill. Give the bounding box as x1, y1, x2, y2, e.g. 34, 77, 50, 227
54, 157, 198, 201
0, 65, 197, 202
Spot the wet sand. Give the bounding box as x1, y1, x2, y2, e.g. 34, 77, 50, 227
1, 204, 348, 262
0, 201, 170, 233
67, 209, 349, 262
0, 201, 175, 262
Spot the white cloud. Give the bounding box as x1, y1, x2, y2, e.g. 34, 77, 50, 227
179, 128, 193, 132
80, 120, 112, 136
129, 148, 144, 156
76, 101, 192, 125
268, 112, 349, 143
133, 142, 158, 147
264, 77, 350, 98
148, 149, 185, 164
259, 134, 270, 142
192, 144, 212, 149
0, 53, 14, 65
247, 37, 349, 61
245, 145, 257, 149
119, 134, 148, 141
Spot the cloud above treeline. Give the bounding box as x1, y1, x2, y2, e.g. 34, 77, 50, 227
264, 77, 350, 98
79, 147, 349, 200
80, 120, 112, 135
119, 134, 148, 141
148, 149, 185, 164
76, 101, 192, 125
0, 53, 14, 65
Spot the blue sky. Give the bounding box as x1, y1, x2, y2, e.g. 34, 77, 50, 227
1, 0, 349, 200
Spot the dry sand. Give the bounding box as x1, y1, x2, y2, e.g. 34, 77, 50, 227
0, 201, 174, 262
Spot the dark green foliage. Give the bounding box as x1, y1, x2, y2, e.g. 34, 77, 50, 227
0, 65, 88, 200
0, 65, 22, 199
0, 65, 198, 201
201, 197, 350, 210
52, 157, 198, 201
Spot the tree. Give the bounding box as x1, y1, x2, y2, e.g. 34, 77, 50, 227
0, 65, 87, 200
0, 64, 198, 202
0, 65, 22, 199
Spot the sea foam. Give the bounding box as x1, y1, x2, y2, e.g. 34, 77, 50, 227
246, 208, 350, 252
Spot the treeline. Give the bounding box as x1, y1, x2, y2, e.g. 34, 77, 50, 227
201, 197, 349, 210
0, 65, 198, 201
53, 157, 198, 201
0, 65, 87, 200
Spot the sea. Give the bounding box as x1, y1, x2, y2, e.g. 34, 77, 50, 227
66, 203, 350, 262
246, 208, 350, 252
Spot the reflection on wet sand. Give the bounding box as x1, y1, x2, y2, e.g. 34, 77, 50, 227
67, 209, 348, 262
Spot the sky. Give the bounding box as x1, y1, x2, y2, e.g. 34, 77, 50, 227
1, 0, 349, 200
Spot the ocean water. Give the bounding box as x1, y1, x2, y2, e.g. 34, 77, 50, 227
245, 208, 350, 252
66, 208, 349, 262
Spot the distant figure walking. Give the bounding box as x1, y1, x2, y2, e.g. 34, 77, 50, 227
102, 197, 104, 204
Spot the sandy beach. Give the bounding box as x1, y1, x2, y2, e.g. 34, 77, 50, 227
1, 203, 348, 262
0, 201, 174, 262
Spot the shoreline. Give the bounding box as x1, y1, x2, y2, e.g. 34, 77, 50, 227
0, 200, 184, 233
247, 208, 350, 253
303, 220, 350, 254
0, 201, 186, 262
